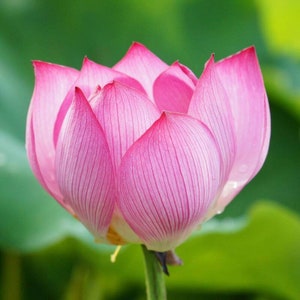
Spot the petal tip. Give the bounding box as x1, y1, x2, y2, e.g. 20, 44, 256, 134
204, 54, 215, 68
130, 41, 147, 50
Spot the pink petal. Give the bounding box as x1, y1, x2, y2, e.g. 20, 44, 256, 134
113, 42, 168, 100
53, 57, 146, 147
26, 61, 79, 204
153, 62, 196, 113
188, 56, 236, 186
118, 113, 221, 251
90, 81, 160, 171
176, 62, 198, 85
75, 57, 146, 97
55, 87, 115, 238
214, 47, 271, 210
26, 119, 52, 195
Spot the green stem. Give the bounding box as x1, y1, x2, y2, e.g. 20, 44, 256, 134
142, 245, 167, 300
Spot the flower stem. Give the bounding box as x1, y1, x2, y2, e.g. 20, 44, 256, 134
142, 245, 167, 300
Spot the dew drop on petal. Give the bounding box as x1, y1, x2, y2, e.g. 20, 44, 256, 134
216, 208, 224, 215
221, 180, 239, 198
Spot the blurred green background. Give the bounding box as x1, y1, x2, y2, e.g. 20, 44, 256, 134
0, 0, 299, 299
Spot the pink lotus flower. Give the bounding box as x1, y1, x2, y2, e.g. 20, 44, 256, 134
26, 42, 270, 252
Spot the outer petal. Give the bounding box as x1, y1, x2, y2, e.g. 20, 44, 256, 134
118, 113, 221, 251
113, 42, 168, 100
153, 62, 196, 113
26, 61, 79, 206
90, 81, 160, 171
188, 56, 236, 187
214, 47, 271, 211
26, 119, 50, 193
55, 87, 115, 239
53, 58, 146, 146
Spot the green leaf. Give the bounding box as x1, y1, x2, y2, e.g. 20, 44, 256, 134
0, 38, 32, 140
256, 0, 300, 59
20, 202, 300, 300
264, 59, 300, 122
169, 202, 300, 300
256, 0, 300, 121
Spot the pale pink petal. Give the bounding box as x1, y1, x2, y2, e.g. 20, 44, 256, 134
26, 119, 51, 195
53, 57, 146, 147
113, 42, 168, 99
75, 57, 146, 97
55, 87, 115, 238
90, 81, 160, 171
188, 56, 236, 187
176, 62, 198, 85
153, 62, 196, 113
214, 47, 271, 210
118, 113, 221, 251
26, 61, 79, 204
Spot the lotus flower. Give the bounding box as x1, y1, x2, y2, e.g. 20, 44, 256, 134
26, 42, 270, 251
